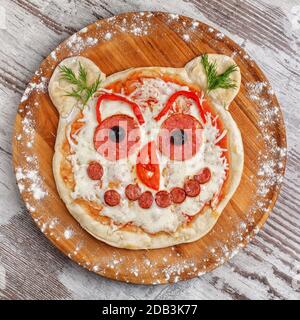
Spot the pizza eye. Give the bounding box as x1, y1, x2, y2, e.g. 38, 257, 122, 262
94, 114, 141, 161
109, 125, 126, 143
158, 114, 203, 161
170, 129, 187, 145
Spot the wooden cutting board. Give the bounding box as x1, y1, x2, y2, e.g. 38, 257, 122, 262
12, 12, 286, 284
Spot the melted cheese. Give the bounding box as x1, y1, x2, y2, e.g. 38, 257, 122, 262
65, 78, 227, 233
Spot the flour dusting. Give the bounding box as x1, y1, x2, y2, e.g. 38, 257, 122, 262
182, 34, 190, 41
16, 167, 47, 201
15, 11, 287, 285
104, 32, 112, 40
20, 77, 48, 103
64, 227, 74, 240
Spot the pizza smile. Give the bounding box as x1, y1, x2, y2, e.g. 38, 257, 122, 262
49, 54, 243, 249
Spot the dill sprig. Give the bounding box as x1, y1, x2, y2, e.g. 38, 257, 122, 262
201, 54, 237, 93
59, 62, 101, 106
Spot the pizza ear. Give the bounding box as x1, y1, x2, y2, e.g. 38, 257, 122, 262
185, 54, 241, 107
49, 56, 106, 117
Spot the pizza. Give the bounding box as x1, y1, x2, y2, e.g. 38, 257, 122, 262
48, 54, 243, 249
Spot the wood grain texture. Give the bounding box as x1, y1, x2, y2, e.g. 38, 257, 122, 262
0, 0, 299, 299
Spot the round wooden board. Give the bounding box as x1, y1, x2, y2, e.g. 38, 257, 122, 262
12, 12, 286, 284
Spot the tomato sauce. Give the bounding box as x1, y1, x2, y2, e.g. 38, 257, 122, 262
61, 70, 230, 229
105, 70, 229, 164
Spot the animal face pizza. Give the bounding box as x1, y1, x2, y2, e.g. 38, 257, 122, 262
49, 54, 243, 249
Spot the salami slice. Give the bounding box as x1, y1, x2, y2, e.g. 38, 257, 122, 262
158, 113, 202, 161
184, 179, 201, 197
155, 190, 171, 208
104, 190, 120, 206
87, 161, 103, 180
194, 167, 211, 184
125, 184, 141, 201
170, 187, 186, 204
94, 114, 141, 161
138, 191, 153, 209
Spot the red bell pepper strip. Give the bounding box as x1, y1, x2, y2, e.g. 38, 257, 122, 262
96, 93, 145, 125
154, 90, 206, 123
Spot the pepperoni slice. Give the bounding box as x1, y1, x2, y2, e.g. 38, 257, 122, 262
87, 161, 103, 180
104, 190, 120, 206
155, 190, 171, 208
184, 179, 200, 197
170, 187, 186, 204
138, 191, 153, 209
194, 167, 211, 184
158, 114, 203, 161
125, 184, 141, 201
94, 114, 141, 161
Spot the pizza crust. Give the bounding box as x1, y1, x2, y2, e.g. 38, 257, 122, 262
51, 55, 243, 249
49, 56, 106, 118
185, 54, 241, 107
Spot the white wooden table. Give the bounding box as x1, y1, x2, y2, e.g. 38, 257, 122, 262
0, 0, 299, 300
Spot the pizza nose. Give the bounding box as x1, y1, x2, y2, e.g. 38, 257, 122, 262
136, 141, 160, 190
